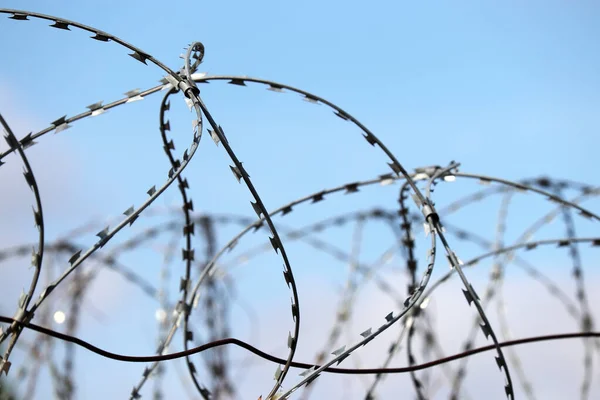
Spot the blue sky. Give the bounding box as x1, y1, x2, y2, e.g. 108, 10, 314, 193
1, 1, 600, 399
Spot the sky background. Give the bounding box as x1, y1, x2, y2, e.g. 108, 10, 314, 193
1, 1, 600, 399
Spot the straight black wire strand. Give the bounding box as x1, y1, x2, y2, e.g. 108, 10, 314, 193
0, 314, 599, 376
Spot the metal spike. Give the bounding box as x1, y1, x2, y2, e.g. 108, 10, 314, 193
182, 249, 195, 261
123, 206, 134, 217
55, 122, 71, 133
86, 101, 103, 111
251, 201, 262, 217
208, 129, 220, 145
267, 84, 284, 92
90, 33, 111, 41
18, 290, 27, 308
305, 373, 320, 386
227, 240, 238, 252
217, 125, 227, 143
124, 88, 141, 97
388, 162, 401, 175
312, 192, 325, 203
129, 51, 149, 65
344, 183, 359, 194
331, 345, 346, 356
3, 133, 18, 148
505, 385, 513, 399
179, 179, 189, 190
480, 323, 492, 339
513, 184, 527, 192
20, 133, 36, 149
336, 353, 350, 365
303, 94, 319, 104
0, 359, 11, 376
230, 165, 243, 182
96, 227, 109, 240
180, 278, 189, 292
360, 328, 372, 338
30, 248, 39, 268
183, 223, 195, 235
10, 13, 29, 20
300, 366, 316, 377
32, 208, 42, 227
183, 200, 194, 211
495, 356, 505, 370
68, 250, 82, 265
269, 236, 280, 254
579, 209, 593, 219
334, 110, 349, 120
423, 222, 431, 236
39, 282, 56, 300
274, 365, 282, 380
462, 289, 475, 306
447, 254, 455, 269
91, 108, 105, 117
283, 269, 292, 287
131, 388, 141, 399
51, 115, 67, 126
525, 242, 538, 250
228, 79, 246, 86
363, 133, 377, 146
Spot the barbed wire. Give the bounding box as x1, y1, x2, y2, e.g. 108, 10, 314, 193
1, 8, 599, 400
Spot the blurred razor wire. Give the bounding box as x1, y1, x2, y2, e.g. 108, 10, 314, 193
0, 8, 599, 400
